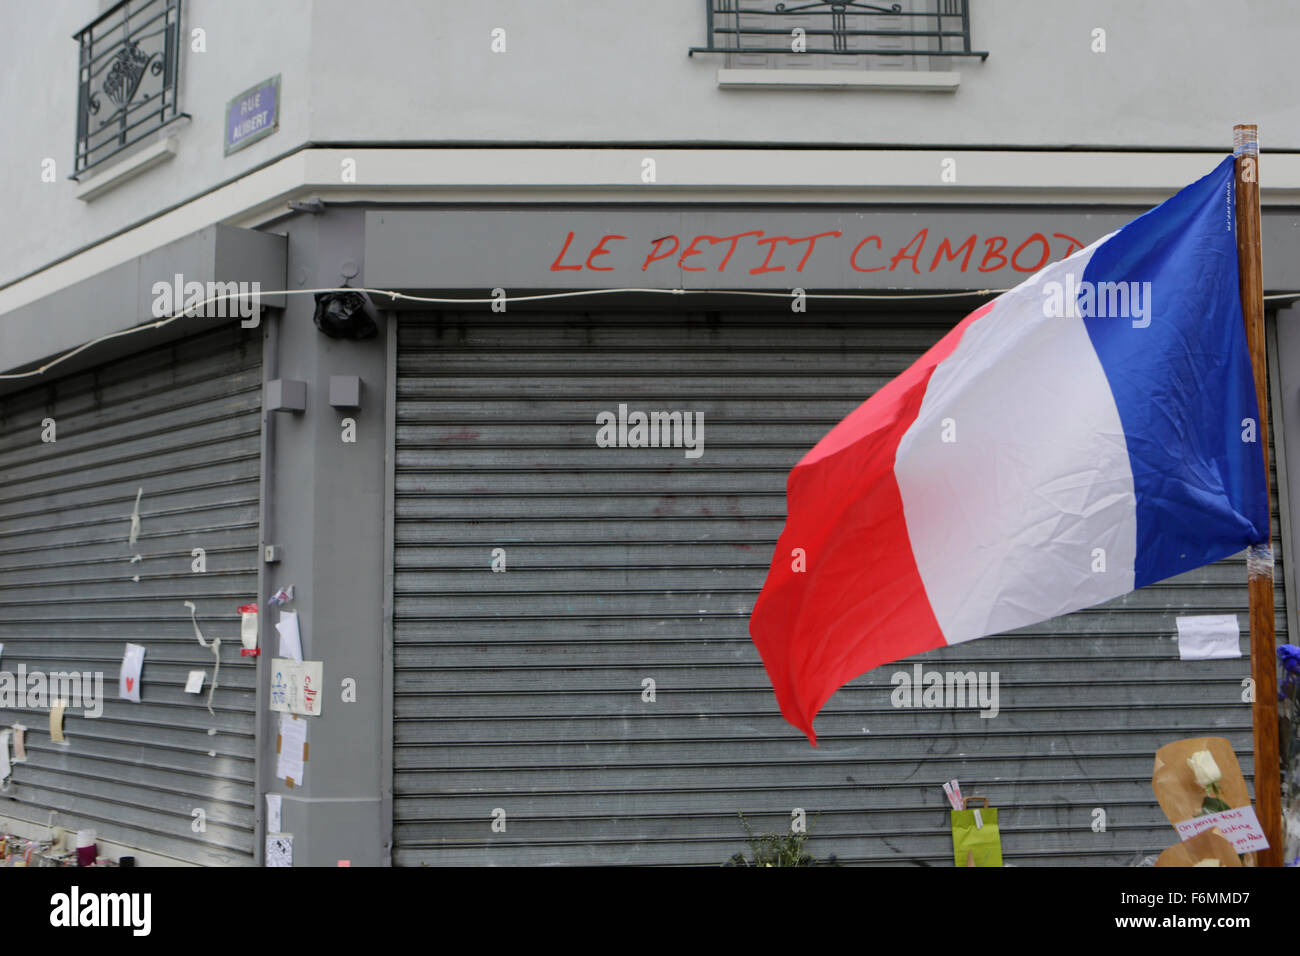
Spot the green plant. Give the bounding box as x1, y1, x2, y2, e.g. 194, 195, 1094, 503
722, 812, 840, 867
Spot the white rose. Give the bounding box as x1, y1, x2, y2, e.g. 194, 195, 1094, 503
1187, 750, 1222, 789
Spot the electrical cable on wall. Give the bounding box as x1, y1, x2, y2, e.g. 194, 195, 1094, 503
5, 284, 1300, 383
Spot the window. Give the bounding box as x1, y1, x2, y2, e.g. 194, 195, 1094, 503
74, 0, 183, 177
691, 0, 988, 71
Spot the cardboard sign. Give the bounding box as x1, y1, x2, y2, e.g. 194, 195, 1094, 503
269, 658, 323, 716
11, 725, 26, 762
50, 701, 66, 744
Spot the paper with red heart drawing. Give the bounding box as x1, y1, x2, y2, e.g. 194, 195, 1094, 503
119, 643, 145, 703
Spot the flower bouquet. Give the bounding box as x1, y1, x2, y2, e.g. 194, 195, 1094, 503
1280, 644, 1300, 866
1187, 749, 1232, 815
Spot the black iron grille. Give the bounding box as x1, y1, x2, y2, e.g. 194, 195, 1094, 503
692, 0, 987, 60
74, 0, 183, 177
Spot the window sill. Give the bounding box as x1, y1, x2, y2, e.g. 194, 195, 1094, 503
716, 69, 960, 93
74, 133, 181, 203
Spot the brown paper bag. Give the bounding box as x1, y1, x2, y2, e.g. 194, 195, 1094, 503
1151, 737, 1249, 825
1155, 829, 1241, 867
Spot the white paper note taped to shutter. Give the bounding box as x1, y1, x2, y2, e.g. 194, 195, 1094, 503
1176, 615, 1242, 661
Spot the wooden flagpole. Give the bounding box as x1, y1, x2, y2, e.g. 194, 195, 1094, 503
1233, 123, 1282, 867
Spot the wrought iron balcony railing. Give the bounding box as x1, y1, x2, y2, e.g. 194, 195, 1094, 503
74, 0, 184, 177
690, 0, 988, 61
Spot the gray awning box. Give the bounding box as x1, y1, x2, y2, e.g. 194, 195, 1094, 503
0, 224, 285, 395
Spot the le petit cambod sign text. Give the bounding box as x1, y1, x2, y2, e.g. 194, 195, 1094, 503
363, 209, 1137, 292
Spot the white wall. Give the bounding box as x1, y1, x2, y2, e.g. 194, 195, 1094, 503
0, 0, 313, 286
2, 0, 1296, 287
308, 0, 1298, 149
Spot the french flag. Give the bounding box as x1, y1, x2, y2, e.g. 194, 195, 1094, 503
750, 156, 1268, 745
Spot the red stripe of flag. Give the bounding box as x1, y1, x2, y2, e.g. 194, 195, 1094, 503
749, 301, 995, 744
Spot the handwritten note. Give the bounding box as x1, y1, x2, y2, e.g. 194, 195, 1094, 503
1175, 805, 1269, 853
184, 670, 205, 694
269, 658, 323, 716
270, 664, 287, 710
276, 713, 307, 785
0, 730, 11, 783
266, 833, 293, 867
266, 793, 282, 832
11, 725, 25, 762
1176, 615, 1241, 661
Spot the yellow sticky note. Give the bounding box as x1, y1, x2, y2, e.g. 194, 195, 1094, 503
50, 701, 66, 743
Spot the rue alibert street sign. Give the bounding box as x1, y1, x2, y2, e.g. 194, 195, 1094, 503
224, 75, 280, 156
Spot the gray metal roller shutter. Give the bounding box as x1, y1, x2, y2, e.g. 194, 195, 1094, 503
393, 311, 1286, 866
0, 325, 262, 865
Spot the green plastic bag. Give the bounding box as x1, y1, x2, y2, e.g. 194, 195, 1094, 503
951, 797, 1002, 867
